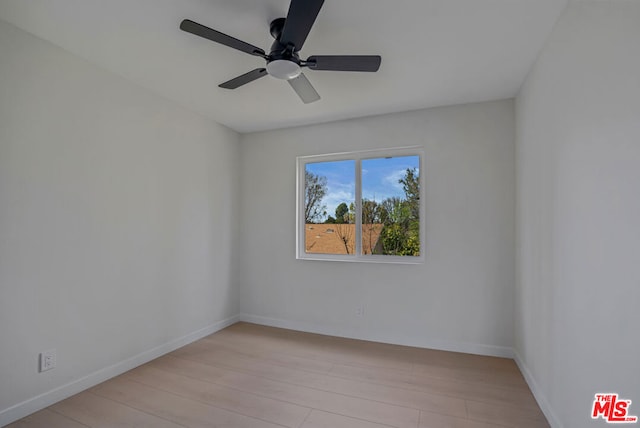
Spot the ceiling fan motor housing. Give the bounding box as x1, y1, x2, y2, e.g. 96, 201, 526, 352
267, 17, 302, 80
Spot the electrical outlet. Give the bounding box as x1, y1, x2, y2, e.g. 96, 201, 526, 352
355, 304, 365, 317
39, 349, 56, 372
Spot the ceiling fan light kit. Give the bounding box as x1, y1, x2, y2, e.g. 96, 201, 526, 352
180, 0, 381, 103
266, 59, 301, 80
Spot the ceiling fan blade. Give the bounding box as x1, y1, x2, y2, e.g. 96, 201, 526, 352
219, 68, 268, 89
288, 73, 320, 104
280, 0, 324, 51
307, 55, 381, 72
180, 19, 266, 58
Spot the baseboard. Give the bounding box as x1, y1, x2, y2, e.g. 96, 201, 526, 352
0, 314, 240, 427
239, 313, 514, 358
513, 350, 563, 428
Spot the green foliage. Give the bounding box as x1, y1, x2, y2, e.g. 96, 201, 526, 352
379, 217, 420, 256
347, 202, 356, 224
400, 167, 420, 220
334, 202, 349, 224
376, 167, 421, 256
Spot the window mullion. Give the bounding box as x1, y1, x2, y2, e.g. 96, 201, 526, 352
355, 157, 362, 257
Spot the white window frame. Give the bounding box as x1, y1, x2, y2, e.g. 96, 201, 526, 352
296, 146, 425, 264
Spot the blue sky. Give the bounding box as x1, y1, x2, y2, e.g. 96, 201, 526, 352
306, 155, 419, 220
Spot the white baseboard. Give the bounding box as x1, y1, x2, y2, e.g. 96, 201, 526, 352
239, 313, 514, 358
513, 350, 562, 428
0, 314, 240, 427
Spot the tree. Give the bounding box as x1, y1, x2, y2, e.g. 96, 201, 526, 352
361, 199, 379, 224
378, 168, 421, 256
334, 202, 349, 223
399, 167, 420, 220
333, 223, 354, 254
380, 197, 404, 224
348, 202, 356, 224
304, 171, 327, 223
362, 199, 381, 254
333, 202, 355, 254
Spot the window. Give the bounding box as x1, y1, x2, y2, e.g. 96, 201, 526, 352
297, 148, 423, 263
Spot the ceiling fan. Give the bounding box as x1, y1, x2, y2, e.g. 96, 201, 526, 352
180, 0, 381, 104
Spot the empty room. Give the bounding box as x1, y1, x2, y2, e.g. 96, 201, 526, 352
0, 1, 638, 427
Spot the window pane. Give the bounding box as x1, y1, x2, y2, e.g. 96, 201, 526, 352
361, 156, 420, 256
305, 160, 355, 255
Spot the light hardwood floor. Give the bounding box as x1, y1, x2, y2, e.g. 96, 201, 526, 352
8, 322, 549, 428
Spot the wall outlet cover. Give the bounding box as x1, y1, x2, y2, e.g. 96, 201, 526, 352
40, 349, 56, 372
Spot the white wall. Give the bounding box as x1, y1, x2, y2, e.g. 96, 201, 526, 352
239, 100, 516, 356
515, 1, 640, 427
0, 20, 240, 424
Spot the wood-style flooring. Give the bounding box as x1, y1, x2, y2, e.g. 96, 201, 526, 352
8, 322, 549, 428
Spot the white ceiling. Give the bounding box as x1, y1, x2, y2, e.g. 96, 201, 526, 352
0, 0, 567, 133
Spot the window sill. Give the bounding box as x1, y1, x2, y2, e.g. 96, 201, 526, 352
297, 254, 424, 264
